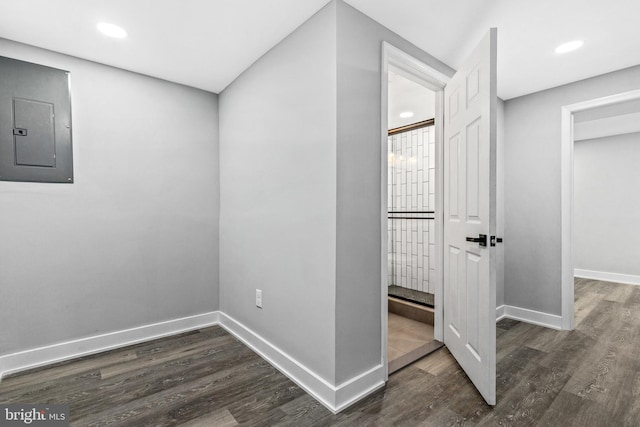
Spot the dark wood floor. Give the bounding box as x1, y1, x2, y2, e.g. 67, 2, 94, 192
1, 278, 639, 426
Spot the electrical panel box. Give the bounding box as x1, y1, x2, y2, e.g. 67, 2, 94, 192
0, 56, 73, 183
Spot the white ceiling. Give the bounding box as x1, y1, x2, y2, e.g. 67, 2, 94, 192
0, 0, 639, 99
388, 70, 435, 129
0, 0, 330, 93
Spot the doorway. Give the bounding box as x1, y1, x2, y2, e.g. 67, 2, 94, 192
560, 89, 640, 330
386, 69, 443, 373
381, 44, 449, 374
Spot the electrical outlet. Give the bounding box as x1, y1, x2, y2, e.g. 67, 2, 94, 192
256, 289, 262, 308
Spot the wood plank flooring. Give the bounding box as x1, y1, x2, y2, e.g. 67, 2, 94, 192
1, 278, 639, 426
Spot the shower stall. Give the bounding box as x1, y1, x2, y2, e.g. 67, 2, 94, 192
388, 121, 436, 307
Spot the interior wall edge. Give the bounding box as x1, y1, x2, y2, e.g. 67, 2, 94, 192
218, 0, 337, 384
217, 312, 385, 414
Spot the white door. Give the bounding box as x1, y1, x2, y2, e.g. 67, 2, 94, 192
443, 28, 497, 405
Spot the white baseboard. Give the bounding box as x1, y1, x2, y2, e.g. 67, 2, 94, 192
575, 269, 640, 286
218, 312, 385, 414
0, 310, 384, 414
497, 305, 562, 330
0, 311, 220, 380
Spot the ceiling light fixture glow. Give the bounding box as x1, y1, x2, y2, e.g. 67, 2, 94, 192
555, 40, 583, 54
399, 111, 414, 118
97, 22, 127, 39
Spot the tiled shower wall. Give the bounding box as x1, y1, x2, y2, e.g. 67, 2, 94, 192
388, 125, 436, 294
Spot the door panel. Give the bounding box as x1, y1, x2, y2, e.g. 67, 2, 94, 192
443, 28, 497, 405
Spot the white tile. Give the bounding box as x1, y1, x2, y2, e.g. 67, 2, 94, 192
429, 168, 435, 194
423, 181, 427, 204
429, 142, 435, 168
423, 257, 430, 286
429, 244, 435, 269
412, 183, 418, 209
402, 225, 407, 254
387, 125, 440, 294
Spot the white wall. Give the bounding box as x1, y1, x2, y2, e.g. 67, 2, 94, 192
504, 65, 640, 315
574, 132, 640, 277
0, 39, 220, 357
219, 3, 337, 382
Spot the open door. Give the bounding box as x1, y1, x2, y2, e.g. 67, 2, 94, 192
443, 28, 497, 405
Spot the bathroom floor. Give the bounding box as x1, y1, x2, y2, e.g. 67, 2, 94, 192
388, 312, 443, 374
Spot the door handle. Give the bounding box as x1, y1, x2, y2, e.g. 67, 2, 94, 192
466, 234, 487, 247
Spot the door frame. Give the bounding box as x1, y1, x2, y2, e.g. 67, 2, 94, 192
560, 88, 640, 330
380, 42, 451, 377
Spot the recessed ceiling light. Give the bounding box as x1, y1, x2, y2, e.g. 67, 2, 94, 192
97, 22, 127, 39
555, 40, 583, 54
399, 111, 414, 118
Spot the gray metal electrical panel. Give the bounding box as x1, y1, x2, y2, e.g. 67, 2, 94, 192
0, 56, 73, 183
